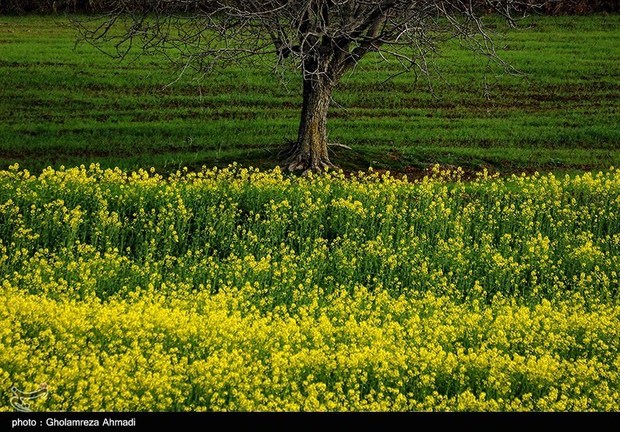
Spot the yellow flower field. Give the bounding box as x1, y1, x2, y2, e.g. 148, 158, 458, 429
1, 164, 619, 411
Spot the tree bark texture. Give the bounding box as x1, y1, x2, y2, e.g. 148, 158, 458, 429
287, 77, 335, 172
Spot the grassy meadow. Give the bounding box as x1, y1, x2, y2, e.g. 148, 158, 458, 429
0, 13, 620, 412
0, 15, 619, 173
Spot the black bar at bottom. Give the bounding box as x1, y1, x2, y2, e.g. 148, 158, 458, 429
0, 412, 613, 431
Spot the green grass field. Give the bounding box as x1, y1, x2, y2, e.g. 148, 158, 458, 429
0, 15, 619, 174
2, 13, 620, 412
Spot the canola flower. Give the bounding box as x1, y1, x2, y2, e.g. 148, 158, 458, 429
0, 163, 619, 411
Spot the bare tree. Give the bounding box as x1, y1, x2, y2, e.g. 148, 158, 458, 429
76, 1, 550, 172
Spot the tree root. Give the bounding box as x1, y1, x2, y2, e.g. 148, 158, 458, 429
328, 142, 352, 150
285, 152, 337, 174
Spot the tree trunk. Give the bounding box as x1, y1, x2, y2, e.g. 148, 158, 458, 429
286, 77, 336, 172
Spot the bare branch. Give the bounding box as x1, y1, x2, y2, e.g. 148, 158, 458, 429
73, 0, 552, 171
